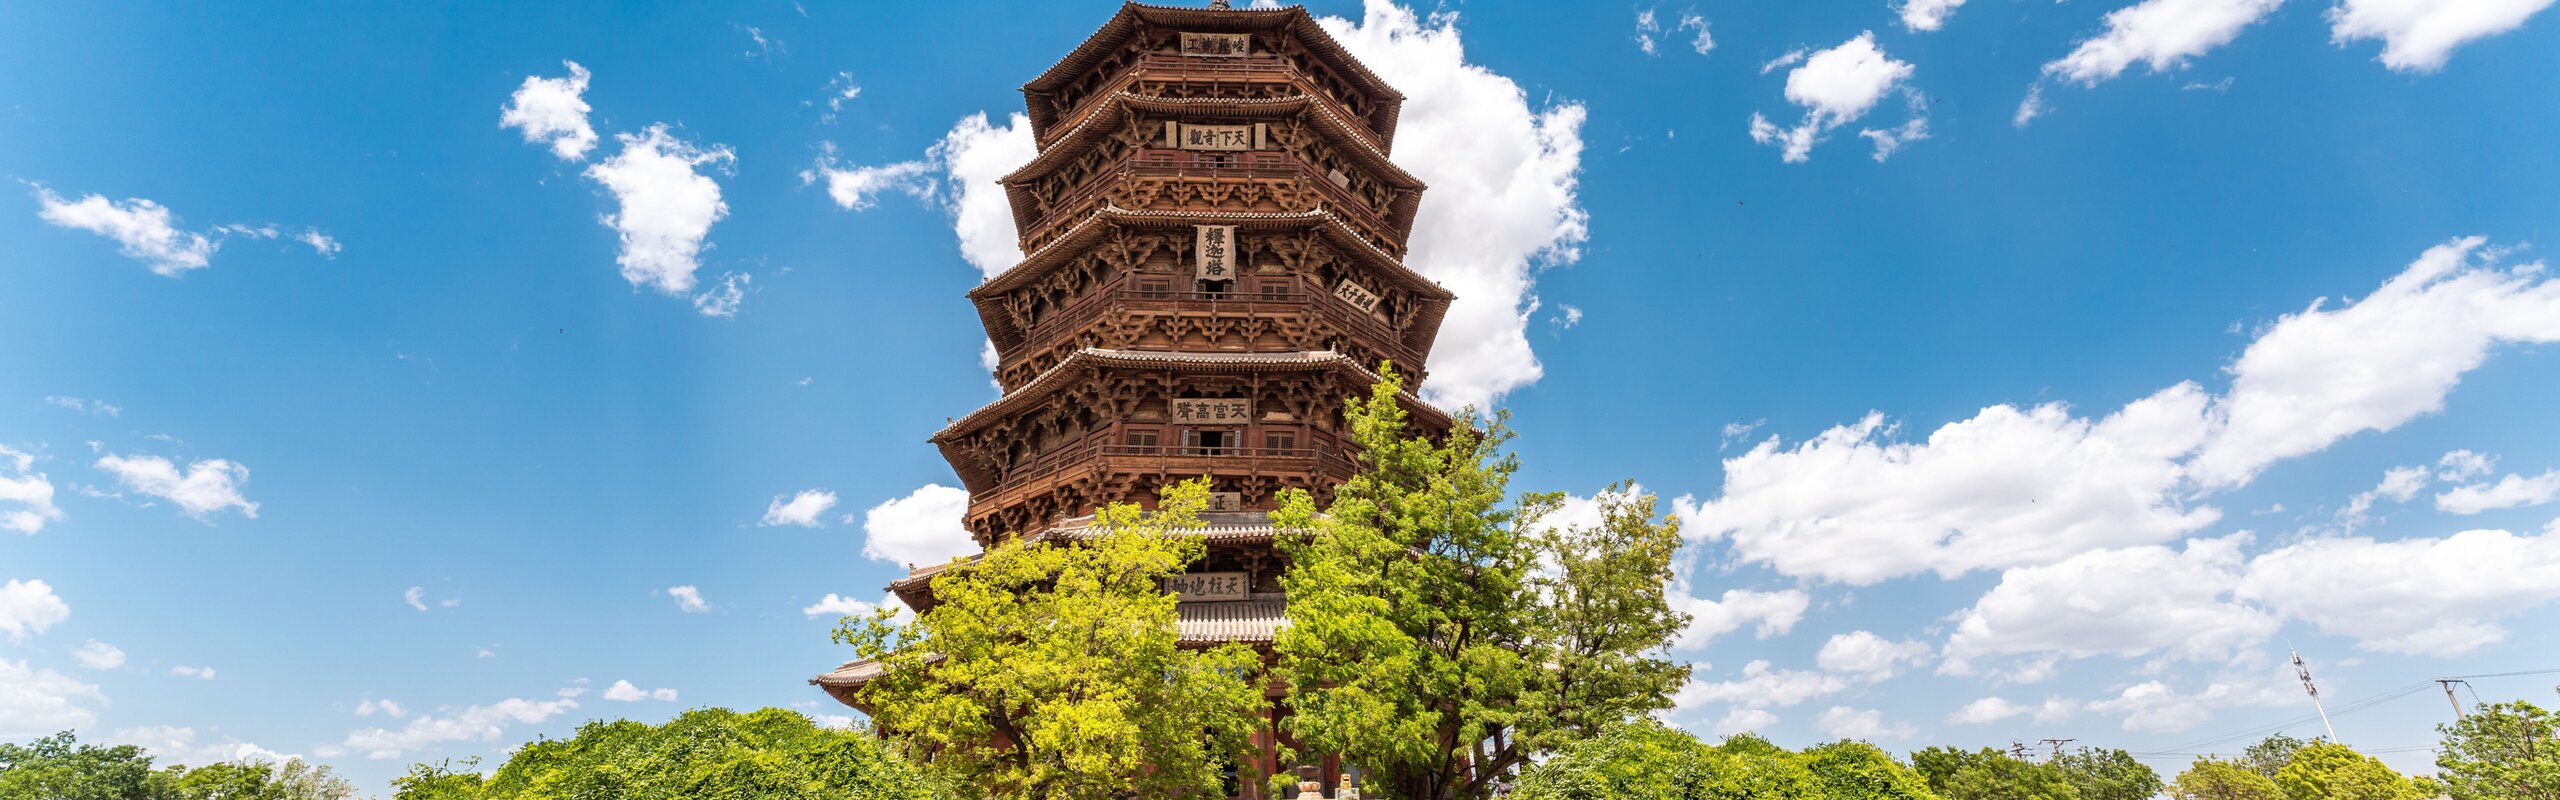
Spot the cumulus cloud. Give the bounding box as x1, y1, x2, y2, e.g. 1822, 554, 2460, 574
1685, 238, 2557, 587
815, 112, 1034, 278
500, 60, 599, 160
1322, 1, 1591, 409
0, 660, 104, 738
1815, 706, 1916, 740
1678, 12, 1714, 55
760, 488, 839, 528
356, 698, 405, 718
325, 694, 580, 759
692, 271, 750, 318
1712, 707, 1779, 735
171, 664, 217, 680
1898, 0, 1968, 31
2239, 526, 2560, 653
1949, 696, 2031, 724
0, 579, 71, 642
1747, 32, 1922, 163
404, 587, 428, 611
1673, 659, 1851, 710
1945, 535, 2277, 670
801, 592, 879, 619
807, 158, 936, 211
601, 679, 678, 702
109, 725, 292, 766
2435, 469, 2560, 514
94, 452, 259, 520
666, 585, 709, 613
2338, 463, 2429, 528
2329, 0, 2556, 72
2043, 0, 2284, 87
0, 445, 64, 535
33, 187, 219, 276
584, 124, 737, 299
74, 640, 124, 670
861, 484, 975, 566
2086, 672, 2291, 732
1671, 587, 1809, 649
1816, 631, 1931, 681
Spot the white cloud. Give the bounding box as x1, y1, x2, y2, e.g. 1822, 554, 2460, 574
861, 483, 975, 566
1322, 1, 1592, 409
1944, 535, 2278, 669
1682, 383, 2218, 585
74, 640, 124, 670
693, 271, 750, 318
1673, 659, 1851, 710
935, 114, 1041, 279
808, 158, 935, 211
404, 586, 428, 611
357, 698, 406, 718
109, 725, 292, 766
1671, 587, 1809, 649
583, 124, 736, 298
1949, 696, 2030, 724
1678, 12, 1714, 55
0, 660, 103, 738
2339, 463, 2429, 527
95, 452, 259, 519
2436, 469, 2560, 514
0, 445, 64, 535
2239, 527, 2560, 653
500, 60, 599, 161
801, 592, 879, 619
1634, 8, 1660, 56
666, 585, 709, 613
171, 664, 217, 680
0, 579, 70, 643
44, 396, 120, 417
33, 187, 218, 276
1712, 707, 1779, 735
2439, 448, 2496, 481
2329, 0, 2556, 71
2194, 238, 2560, 487
1816, 631, 1930, 681
1748, 32, 1920, 163
1686, 238, 2557, 587
814, 713, 857, 730
326, 694, 580, 759
760, 488, 840, 528
1898, 0, 1968, 31
2086, 673, 2291, 732
1815, 706, 1916, 740
297, 229, 342, 257
817, 71, 863, 123
601, 679, 678, 702
2042, 0, 2285, 87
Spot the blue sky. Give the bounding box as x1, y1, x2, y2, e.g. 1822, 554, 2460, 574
5, 0, 2559, 789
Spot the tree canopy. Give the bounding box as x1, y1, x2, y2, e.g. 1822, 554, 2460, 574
389, 708, 943, 800
2435, 690, 2560, 800
835, 480, 1268, 800
1268, 369, 1690, 800
1512, 721, 1938, 800
1910, 747, 2080, 800
0, 731, 356, 800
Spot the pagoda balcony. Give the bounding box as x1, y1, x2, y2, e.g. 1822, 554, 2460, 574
970, 441, 1359, 519
995, 273, 1428, 383
1021, 148, 1405, 257
1038, 52, 1388, 152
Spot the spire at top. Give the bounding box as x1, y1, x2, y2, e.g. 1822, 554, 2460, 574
1208, 0, 1232, 9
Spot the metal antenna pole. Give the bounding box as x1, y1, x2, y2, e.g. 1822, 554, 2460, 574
2293, 648, 2340, 743
2438, 679, 2468, 720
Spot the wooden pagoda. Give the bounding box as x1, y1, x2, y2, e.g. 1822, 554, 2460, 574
814, 3, 1450, 794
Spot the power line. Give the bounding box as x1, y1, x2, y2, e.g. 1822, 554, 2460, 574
2126, 664, 2560, 759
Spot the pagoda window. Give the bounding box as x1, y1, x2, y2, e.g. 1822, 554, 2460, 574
1264, 430, 1296, 453
1124, 428, 1160, 454
1197, 278, 1233, 298
1137, 278, 1171, 299
1183, 429, 1234, 457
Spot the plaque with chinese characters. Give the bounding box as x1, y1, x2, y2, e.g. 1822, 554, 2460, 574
1207, 491, 1244, 512
1179, 32, 1251, 56
1195, 225, 1238, 279
1163, 571, 1252, 601
1164, 122, 1264, 151
1334, 279, 1382, 313
1172, 397, 1251, 424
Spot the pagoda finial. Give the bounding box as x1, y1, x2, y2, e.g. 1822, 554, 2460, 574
1208, 0, 1233, 9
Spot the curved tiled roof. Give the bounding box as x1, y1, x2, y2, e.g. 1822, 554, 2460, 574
930, 348, 1450, 443
1021, 3, 1403, 142
970, 205, 1450, 301
1003, 93, 1420, 189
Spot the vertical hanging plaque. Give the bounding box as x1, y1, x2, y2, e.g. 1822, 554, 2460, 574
1195, 225, 1237, 280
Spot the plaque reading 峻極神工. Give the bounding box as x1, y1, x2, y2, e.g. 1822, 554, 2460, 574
1179, 32, 1251, 56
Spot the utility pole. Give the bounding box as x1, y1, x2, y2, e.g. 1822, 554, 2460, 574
2437, 679, 2469, 720
2039, 738, 2077, 761
2292, 647, 2341, 743
2010, 740, 2032, 760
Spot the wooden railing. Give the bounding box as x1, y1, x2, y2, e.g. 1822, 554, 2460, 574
984, 440, 1359, 495
1042, 53, 1382, 151
997, 272, 1424, 372
1026, 148, 1399, 254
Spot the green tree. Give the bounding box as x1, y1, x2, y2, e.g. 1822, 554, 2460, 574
2243, 734, 2309, 780
2275, 742, 2426, 800
0, 732, 355, 800
389, 709, 943, 800
2434, 694, 2560, 800
1514, 724, 1937, 800
1802, 740, 1940, 800
2052, 747, 2164, 800
838, 480, 1268, 800
2171, 758, 2283, 800
1911, 747, 2080, 800
1510, 720, 1711, 800
1269, 370, 1689, 800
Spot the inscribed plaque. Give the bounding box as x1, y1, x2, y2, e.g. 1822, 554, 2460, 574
1195, 225, 1238, 279
1333, 279, 1382, 313
1172, 398, 1252, 423
1163, 571, 1252, 601
1179, 32, 1252, 56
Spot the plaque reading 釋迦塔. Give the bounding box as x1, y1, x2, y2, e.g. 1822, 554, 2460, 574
1163, 571, 1252, 601
1195, 225, 1238, 279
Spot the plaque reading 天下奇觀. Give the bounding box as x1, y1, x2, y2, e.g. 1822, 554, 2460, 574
1163, 122, 1266, 152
